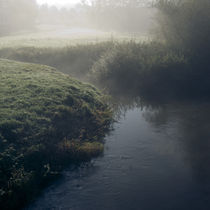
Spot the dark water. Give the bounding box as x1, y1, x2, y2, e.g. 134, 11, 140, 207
28, 101, 210, 210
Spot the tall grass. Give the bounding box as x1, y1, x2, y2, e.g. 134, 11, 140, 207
0, 42, 114, 80
89, 41, 190, 99
1, 36, 210, 101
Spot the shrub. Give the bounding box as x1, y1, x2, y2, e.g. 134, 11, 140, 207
90, 41, 188, 98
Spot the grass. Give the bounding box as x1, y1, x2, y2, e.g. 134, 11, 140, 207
89, 41, 210, 100
0, 27, 210, 209
0, 28, 149, 49
0, 42, 114, 80
0, 40, 193, 100
0, 30, 149, 81
89, 41, 190, 98
1, 32, 209, 102
0, 35, 110, 49
0, 59, 112, 209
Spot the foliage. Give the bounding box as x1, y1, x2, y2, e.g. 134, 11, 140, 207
0, 59, 112, 209
155, 0, 210, 57
1, 34, 210, 100
90, 41, 190, 98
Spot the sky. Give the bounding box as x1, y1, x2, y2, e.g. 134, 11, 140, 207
36, 0, 82, 8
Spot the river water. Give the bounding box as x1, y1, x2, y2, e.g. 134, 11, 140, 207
28, 100, 210, 210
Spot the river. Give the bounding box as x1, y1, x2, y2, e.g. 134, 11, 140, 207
27, 100, 210, 210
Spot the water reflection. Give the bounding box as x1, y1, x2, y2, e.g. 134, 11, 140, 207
143, 101, 210, 200
113, 96, 210, 207
28, 97, 210, 210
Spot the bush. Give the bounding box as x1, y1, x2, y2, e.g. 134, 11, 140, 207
90, 41, 188, 98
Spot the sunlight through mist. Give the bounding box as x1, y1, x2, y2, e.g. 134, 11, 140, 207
36, 0, 81, 8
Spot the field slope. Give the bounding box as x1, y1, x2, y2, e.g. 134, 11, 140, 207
0, 59, 112, 209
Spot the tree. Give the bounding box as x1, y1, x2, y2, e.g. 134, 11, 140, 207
156, 0, 210, 57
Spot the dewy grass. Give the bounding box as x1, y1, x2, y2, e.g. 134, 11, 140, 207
0, 59, 112, 209
1, 38, 207, 101
0, 31, 147, 49
0, 42, 115, 80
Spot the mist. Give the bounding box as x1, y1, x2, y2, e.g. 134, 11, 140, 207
0, 0, 156, 36
1, 1, 210, 210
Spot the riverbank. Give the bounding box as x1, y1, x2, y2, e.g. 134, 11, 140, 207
27, 100, 210, 210
1, 41, 209, 101
0, 59, 112, 209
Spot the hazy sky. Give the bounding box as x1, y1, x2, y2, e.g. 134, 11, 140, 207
36, 0, 81, 8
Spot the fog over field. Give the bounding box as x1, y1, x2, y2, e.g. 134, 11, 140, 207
0, 0, 156, 36
37, 0, 82, 8
1, 1, 210, 210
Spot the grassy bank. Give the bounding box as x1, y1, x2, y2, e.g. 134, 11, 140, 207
0, 59, 112, 209
1, 38, 209, 101
0, 41, 198, 100
88, 42, 210, 100
89, 42, 188, 98
0, 28, 147, 49
0, 42, 114, 80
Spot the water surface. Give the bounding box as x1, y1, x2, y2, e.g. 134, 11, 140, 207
28, 101, 210, 210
